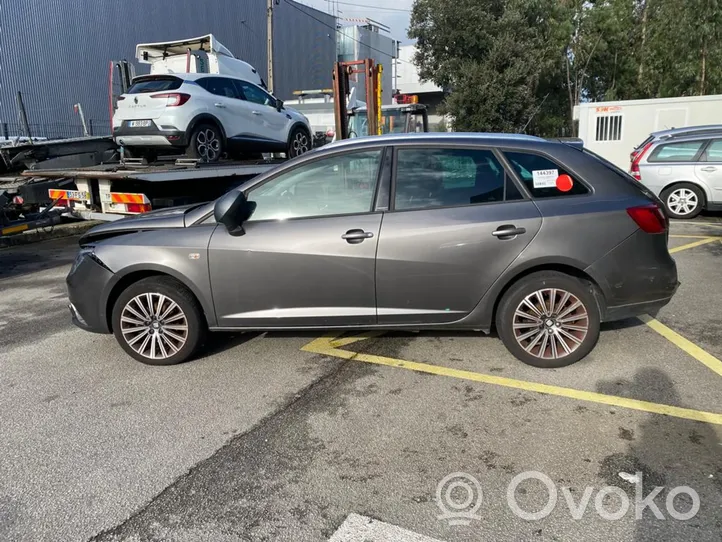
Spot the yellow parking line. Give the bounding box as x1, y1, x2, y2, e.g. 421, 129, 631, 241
669, 237, 719, 253
669, 234, 720, 239
639, 314, 722, 378
302, 335, 722, 426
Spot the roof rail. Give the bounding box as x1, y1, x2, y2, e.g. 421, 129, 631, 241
662, 127, 722, 139
547, 137, 584, 150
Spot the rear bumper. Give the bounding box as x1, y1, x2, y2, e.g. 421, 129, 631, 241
113, 121, 186, 147
585, 229, 679, 322
602, 284, 679, 322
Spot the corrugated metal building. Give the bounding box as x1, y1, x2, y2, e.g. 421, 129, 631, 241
0, 0, 336, 138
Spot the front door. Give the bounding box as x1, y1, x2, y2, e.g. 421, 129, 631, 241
234, 80, 288, 144
209, 148, 385, 328
376, 146, 542, 325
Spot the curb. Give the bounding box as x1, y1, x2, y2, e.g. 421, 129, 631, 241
0, 220, 100, 248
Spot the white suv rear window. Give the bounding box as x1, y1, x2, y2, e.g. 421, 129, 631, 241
128, 77, 182, 94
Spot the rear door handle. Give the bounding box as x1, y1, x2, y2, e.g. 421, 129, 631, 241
214, 103, 226, 108
701, 166, 717, 172
492, 225, 526, 238
341, 229, 374, 244
252, 111, 262, 116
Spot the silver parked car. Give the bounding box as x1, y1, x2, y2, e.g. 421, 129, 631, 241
631, 126, 722, 218
67, 133, 678, 369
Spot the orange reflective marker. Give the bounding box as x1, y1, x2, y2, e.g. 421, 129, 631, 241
556, 174, 573, 192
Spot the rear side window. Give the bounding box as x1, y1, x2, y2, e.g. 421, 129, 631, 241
504, 152, 589, 198
127, 77, 182, 94
648, 140, 705, 163
393, 148, 522, 211
196, 77, 240, 99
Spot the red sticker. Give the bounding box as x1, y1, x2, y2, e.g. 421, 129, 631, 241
556, 174, 573, 192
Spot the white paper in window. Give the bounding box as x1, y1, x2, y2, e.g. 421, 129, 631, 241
532, 169, 559, 188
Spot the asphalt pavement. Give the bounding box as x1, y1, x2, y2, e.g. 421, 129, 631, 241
1, 221, 721, 542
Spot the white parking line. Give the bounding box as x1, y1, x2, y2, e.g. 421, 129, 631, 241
328, 514, 445, 542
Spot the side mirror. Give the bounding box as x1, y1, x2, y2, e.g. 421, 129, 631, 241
214, 189, 256, 236
276, 98, 284, 112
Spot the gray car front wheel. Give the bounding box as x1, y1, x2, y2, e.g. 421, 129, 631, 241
112, 276, 205, 365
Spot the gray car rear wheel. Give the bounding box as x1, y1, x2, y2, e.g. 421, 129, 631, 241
112, 276, 205, 365
496, 271, 600, 368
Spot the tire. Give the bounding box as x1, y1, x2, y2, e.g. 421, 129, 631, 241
187, 123, 223, 162
287, 126, 311, 158
111, 276, 206, 366
495, 271, 601, 368
660, 183, 704, 219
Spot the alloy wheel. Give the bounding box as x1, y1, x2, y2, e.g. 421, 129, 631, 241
196, 129, 221, 161
512, 288, 589, 360
291, 131, 309, 156
667, 188, 698, 216
120, 293, 189, 360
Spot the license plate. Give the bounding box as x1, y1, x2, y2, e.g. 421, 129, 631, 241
129, 120, 152, 128
66, 190, 89, 201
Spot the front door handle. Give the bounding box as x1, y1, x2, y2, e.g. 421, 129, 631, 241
701, 166, 717, 172
342, 229, 374, 244
252, 111, 263, 116
214, 103, 226, 108
492, 225, 526, 239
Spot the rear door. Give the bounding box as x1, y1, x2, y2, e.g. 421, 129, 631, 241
115, 75, 183, 123
375, 146, 542, 325
695, 139, 722, 203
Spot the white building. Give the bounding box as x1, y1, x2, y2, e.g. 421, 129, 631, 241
574, 94, 722, 169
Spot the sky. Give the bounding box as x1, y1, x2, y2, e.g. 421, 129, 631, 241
297, 0, 415, 44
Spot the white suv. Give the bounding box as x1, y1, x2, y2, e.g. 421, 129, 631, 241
113, 74, 312, 161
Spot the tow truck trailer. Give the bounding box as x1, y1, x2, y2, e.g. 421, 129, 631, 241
14, 158, 281, 222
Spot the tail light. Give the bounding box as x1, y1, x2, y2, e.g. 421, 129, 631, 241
630, 142, 653, 181
627, 204, 667, 234
151, 93, 191, 107
126, 203, 152, 214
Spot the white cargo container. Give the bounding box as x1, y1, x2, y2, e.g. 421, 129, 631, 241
135, 34, 266, 89
574, 94, 722, 169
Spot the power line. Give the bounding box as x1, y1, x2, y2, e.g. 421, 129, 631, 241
334, 0, 411, 12
284, 0, 411, 63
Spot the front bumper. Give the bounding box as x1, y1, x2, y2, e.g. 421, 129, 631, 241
66, 252, 115, 334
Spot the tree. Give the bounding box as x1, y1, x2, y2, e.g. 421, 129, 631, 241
409, 0, 565, 134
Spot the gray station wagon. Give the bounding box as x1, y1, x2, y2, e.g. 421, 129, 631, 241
67, 133, 679, 368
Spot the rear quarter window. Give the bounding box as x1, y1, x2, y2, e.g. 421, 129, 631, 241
503, 151, 589, 198
128, 77, 182, 94
648, 140, 705, 163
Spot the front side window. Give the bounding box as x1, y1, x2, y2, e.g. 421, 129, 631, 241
197, 77, 240, 99
393, 148, 520, 211
247, 150, 382, 221
236, 80, 275, 107
504, 151, 589, 198
648, 140, 705, 163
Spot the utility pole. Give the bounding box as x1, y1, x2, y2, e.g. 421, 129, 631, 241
267, 0, 274, 94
